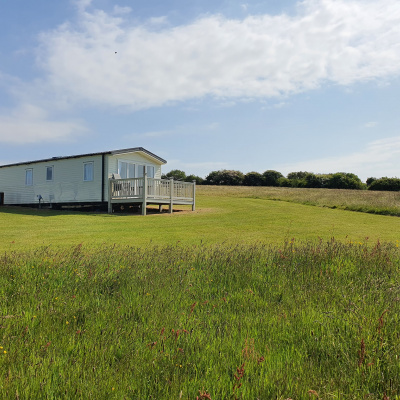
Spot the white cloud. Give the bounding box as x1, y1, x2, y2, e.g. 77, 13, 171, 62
278, 136, 400, 180
0, 104, 87, 144
34, 0, 400, 110
113, 6, 132, 15
364, 121, 378, 128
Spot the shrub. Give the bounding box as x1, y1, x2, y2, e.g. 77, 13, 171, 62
243, 172, 264, 186
325, 172, 364, 190
162, 169, 187, 181
368, 177, 400, 191
262, 170, 283, 187
277, 177, 292, 187
287, 171, 310, 180
205, 170, 244, 185
185, 174, 204, 185
366, 177, 377, 187
302, 173, 327, 188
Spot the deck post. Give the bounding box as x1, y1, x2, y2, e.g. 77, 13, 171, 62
142, 173, 147, 216
169, 178, 174, 213
192, 180, 196, 211
108, 179, 113, 214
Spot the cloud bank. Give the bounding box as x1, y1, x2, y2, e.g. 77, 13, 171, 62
278, 136, 400, 180
36, 0, 400, 110
0, 104, 86, 144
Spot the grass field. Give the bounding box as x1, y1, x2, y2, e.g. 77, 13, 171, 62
1, 186, 400, 399
1, 242, 400, 399
0, 186, 399, 253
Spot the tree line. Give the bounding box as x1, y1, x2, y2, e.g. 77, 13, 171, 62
162, 169, 400, 191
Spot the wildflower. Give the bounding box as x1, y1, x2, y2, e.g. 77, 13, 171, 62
66, 321, 69, 325
3, 351, 6, 354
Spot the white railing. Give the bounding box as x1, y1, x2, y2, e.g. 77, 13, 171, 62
110, 178, 144, 199
108, 176, 196, 215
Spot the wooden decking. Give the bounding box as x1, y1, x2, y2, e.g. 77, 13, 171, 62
108, 176, 196, 215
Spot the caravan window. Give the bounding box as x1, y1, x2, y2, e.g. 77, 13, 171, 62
84, 162, 94, 181
118, 161, 135, 179
117, 161, 155, 179
146, 166, 155, 178
46, 166, 53, 181
25, 169, 33, 186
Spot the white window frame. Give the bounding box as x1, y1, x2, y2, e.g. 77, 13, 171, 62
117, 160, 156, 179
83, 162, 94, 182
25, 168, 33, 186
46, 166, 54, 182
118, 160, 136, 179
146, 165, 155, 178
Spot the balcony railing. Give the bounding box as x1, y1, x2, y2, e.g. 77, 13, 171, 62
108, 176, 196, 215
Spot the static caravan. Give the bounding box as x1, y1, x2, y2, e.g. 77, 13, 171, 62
0, 148, 196, 214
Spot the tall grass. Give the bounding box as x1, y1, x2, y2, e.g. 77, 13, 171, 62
1, 241, 400, 399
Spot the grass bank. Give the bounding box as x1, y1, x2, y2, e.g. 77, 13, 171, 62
1, 241, 399, 399
201, 185, 400, 216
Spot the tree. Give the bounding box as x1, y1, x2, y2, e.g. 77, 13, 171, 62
205, 170, 244, 185
277, 177, 292, 187
262, 170, 283, 187
302, 173, 326, 188
185, 174, 204, 185
162, 169, 187, 181
287, 171, 309, 180
325, 172, 364, 190
366, 177, 377, 187
368, 177, 400, 191
243, 172, 264, 186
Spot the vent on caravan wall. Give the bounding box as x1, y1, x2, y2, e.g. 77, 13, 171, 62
0, 192, 4, 206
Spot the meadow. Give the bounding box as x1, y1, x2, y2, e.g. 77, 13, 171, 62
1, 186, 400, 399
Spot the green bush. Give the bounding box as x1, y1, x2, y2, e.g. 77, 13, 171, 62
243, 172, 264, 186
366, 177, 377, 187
205, 170, 244, 185
185, 174, 204, 185
302, 173, 327, 188
287, 171, 310, 180
277, 177, 292, 187
162, 169, 187, 181
325, 172, 364, 190
368, 177, 400, 191
262, 170, 283, 187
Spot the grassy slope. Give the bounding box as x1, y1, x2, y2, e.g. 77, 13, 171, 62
0, 186, 399, 252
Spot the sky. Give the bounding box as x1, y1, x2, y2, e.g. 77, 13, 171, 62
1, 0, 400, 181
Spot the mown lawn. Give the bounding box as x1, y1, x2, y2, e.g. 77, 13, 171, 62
0, 186, 399, 252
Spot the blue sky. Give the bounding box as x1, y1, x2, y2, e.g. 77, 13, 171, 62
1, 0, 400, 181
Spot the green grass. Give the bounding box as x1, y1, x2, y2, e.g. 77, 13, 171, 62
1, 241, 400, 399
0, 186, 399, 253
1, 186, 400, 398
201, 185, 400, 216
